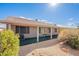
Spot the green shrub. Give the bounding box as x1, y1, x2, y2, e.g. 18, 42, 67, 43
67, 34, 79, 49
58, 29, 79, 49
0, 30, 19, 56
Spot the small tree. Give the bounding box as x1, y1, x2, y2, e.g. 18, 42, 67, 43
0, 30, 19, 56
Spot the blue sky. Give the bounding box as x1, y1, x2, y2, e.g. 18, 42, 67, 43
0, 3, 79, 27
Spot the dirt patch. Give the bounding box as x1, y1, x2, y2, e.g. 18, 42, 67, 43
27, 41, 79, 56
19, 39, 59, 56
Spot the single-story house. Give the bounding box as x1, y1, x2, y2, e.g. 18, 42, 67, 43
0, 16, 58, 45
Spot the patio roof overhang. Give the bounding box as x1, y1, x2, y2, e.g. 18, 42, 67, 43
0, 17, 56, 28
0, 20, 53, 27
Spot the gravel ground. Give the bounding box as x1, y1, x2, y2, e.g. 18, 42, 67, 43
27, 42, 79, 56
20, 39, 79, 56
19, 39, 58, 56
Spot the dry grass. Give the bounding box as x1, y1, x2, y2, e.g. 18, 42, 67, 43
58, 29, 79, 41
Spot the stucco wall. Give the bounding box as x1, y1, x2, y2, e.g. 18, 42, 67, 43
24, 27, 37, 38
11, 25, 16, 33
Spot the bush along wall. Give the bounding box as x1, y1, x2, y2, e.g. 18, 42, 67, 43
0, 30, 19, 56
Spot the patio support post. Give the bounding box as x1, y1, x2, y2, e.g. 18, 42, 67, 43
37, 26, 39, 42
8, 24, 11, 29
51, 27, 52, 39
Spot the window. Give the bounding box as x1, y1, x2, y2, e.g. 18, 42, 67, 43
16, 26, 20, 33
39, 27, 41, 33
48, 28, 51, 33
26, 27, 29, 33
20, 27, 26, 34
54, 28, 57, 32
16, 26, 30, 34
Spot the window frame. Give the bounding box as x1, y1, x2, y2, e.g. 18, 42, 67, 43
54, 28, 57, 32
16, 26, 30, 34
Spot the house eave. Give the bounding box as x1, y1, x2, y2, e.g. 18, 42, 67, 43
0, 17, 56, 27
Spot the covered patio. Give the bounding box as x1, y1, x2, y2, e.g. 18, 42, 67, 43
0, 16, 58, 46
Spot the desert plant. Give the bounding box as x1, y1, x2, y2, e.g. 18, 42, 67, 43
67, 34, 79, 49
0, 30, 19, 56
58, 29, 79, 49
58, 29, 72, 41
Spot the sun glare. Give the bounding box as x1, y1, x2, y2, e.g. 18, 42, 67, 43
49, 3, 58, 7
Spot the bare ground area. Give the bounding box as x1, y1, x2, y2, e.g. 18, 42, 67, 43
19, 39, 79, 56
19, 39, 59, 56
